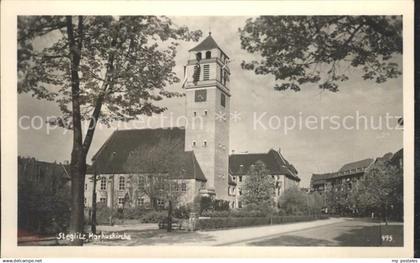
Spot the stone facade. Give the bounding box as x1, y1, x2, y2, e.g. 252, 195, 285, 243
84, 174, 205, 209
184, 33, 231, 199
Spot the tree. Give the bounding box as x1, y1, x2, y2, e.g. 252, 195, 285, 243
351, 160, 403, 222
240, 161, 275, 212
18, 157, 71, 234
325, 180, 355, 216
306, 191, 325, 216
18, 16, 201, 244
278, 186, 306, 215
278, 187, 325, 216
239, 16, 402, 92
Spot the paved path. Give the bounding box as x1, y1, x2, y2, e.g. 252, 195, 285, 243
243, 219, 403, 247
184, 217, 346, 246
88, 217, 348, 246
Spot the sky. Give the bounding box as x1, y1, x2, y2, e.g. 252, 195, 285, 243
18, 16, 403, 187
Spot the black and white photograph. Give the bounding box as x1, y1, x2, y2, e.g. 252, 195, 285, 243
1, 0, 415, 258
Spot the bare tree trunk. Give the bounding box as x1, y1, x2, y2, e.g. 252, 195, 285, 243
66, 16, 85, 246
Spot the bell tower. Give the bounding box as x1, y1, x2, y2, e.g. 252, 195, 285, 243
184, 33, 231, 199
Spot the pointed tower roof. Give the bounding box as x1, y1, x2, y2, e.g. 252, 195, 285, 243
189, 33, 220, 52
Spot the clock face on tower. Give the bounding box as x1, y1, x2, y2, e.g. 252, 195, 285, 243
195, 89, 207, 102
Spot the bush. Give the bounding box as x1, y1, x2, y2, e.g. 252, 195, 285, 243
278, 187, 325, 216
230, 209, 266, 217
96, 204, 115, 225
123, 207, 152, 220
214, 199, 230, 211
198, 217, 270, 230
199, 196, 213, 214
173, 205, 192, 219
18, 174, 71, 234
197, 215, 329, 230
140, 211, 168, 223
201, 208, 278, 218
201, 210, 230, 217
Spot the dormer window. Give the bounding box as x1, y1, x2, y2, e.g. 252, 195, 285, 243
204, 110, 208, 116
193, 111, 197, 117
196, 52, 202, 61
192, 141, 196, 147
205, 51, 211, 59
203, 140, 207, 147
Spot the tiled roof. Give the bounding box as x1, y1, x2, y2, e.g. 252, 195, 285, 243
310, 173, 337, 185
189, 34, 220, 52
229, 149, 300, 181
189, 34, 229, 58
338, 158, 374, 172
91, 128, 206, 181
311, 158, 374, 186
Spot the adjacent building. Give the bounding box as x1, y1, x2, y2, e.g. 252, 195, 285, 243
229, 149, 300, 208
310, 149, 403, 194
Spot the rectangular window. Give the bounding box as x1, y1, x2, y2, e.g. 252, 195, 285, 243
157, 199, 165, 208
118, 198, 125, 205
181, 183, 187, 192
138, 176, 145, 190
100, 177, 107, 190
100, 197, 106, 203
203, 64, 210, 80
119, 177, 125, 190
85, 183, 87, 190
239, 176, 242, 182
137, 197, 144, 207
221, 93, 226, 107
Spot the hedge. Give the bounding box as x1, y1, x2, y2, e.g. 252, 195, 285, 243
197, 215, 328, 230
95, 206, 168, 225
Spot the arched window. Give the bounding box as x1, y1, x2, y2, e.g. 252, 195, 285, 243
205, 51, 211, 59
119, 176, 125, 190
196, 52, 202, 61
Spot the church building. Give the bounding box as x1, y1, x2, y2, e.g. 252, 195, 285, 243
84, 33, 300, 210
